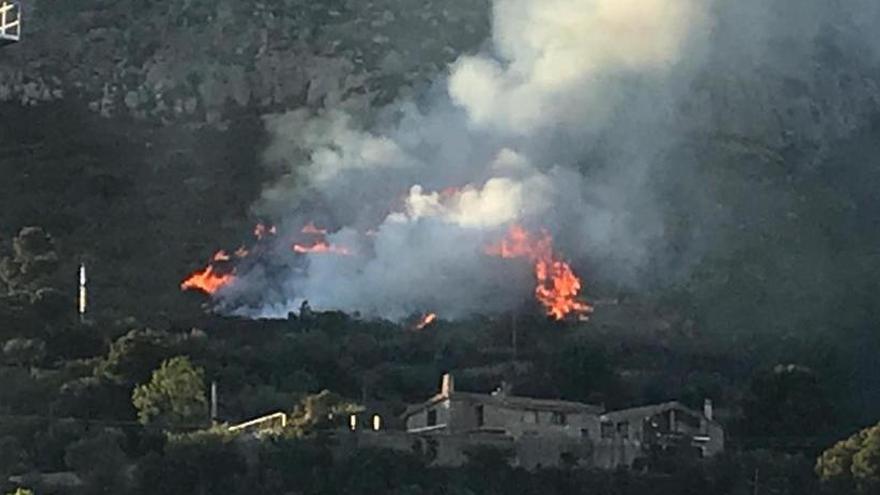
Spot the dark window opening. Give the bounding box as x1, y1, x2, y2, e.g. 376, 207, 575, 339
476, 405, 484, 427
601, 422, 614, 438
552, 412, 567, 425
617, 421, 629, 439
427, 409, 437, 427
677, 410, 701, 429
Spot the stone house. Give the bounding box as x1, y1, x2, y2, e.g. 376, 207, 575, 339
403, 374, 602, 440
392, 373, 724, 470
595, 400, 725, 469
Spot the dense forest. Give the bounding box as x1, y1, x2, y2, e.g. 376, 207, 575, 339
2, 1, 880, 494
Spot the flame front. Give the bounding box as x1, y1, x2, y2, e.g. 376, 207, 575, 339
181, 253, 236, 295
487, 225, 592, 321
181, 227, 265, 295
293, 222, 353, 255
415, 312, 438, 330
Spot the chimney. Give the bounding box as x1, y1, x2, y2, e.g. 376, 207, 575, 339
703, 399, 713, 421
440, 373, 454, 397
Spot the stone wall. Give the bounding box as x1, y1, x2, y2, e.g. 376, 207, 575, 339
340, 430, 594, 470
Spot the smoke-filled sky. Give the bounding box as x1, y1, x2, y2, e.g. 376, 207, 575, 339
216, 0, 880, 322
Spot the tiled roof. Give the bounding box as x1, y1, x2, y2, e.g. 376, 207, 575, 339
600, 401, 718, 426
402, 391, 603, 418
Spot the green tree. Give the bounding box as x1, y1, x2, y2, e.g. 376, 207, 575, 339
2, 338, 46, 367
64, 428, 129, 493
0, 227, 60, 294
132, 356, 208, 429
97, 328, 176, 386
744, 364, 833, 437
817, 422, 880, 494
549, 342, 615, 404
287, 390, 362, 435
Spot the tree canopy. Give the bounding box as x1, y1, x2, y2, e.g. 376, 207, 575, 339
817, 421, 880, 494
132, 355, 208, 428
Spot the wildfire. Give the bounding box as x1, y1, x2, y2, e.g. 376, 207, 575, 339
181, 251, 237, 295
415, 312, 438, 330
181, 226, 264, 295
486, 225, 593, 321
293, 221, 353, 255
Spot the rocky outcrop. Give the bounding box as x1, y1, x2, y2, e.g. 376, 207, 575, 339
0, 0, 490, 126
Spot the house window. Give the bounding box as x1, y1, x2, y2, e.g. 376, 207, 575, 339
617, 421, 629, 439
476, 405, 484, 427
551, 412, 567, 425
601, 422, 614, 438
524, 411, 539, 424
427, 409, 437, 427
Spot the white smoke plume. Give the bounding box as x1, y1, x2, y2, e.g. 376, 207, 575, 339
220, 0, 713, 319
449, 0, 707, 133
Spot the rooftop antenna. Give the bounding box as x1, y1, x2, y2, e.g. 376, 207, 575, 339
0, 1, 21, 46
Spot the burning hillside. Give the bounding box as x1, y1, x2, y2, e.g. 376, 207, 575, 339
180, 251, 245, 294
180, 0, 708, 321
487, 225, 593, 321
183, 217, 592, 322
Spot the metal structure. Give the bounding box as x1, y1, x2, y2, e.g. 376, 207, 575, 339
0, 1, 20, 46
228, 412, 288, 433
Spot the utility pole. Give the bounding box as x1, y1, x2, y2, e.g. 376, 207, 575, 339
753, 467, 759, 495
77, 263, 87, 323
210, 381, 218, 425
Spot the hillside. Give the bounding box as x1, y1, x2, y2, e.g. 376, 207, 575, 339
2, 1, 880, 493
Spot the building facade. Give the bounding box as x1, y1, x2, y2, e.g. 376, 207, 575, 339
395, 374, 724, 470
594, 400, 725, 469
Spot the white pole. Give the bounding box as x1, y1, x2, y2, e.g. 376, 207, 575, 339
78, 263, 87, 321
210, 381, 218, 423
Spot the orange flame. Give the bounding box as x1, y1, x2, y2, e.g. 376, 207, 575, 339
487, 225, 592, 321
294, 221, 352, 255
415, 312, 438, 330
181, 251, 236, 295
181, 224, 272, 295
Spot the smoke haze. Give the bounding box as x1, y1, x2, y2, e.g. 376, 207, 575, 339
216, 0, 880, 322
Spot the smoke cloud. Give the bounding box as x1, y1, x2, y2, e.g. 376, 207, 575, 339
215, 0, 880, 322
